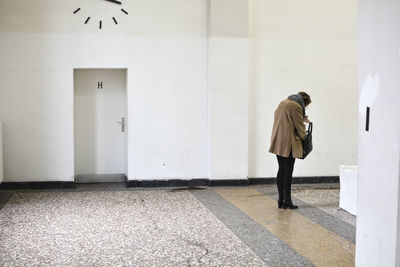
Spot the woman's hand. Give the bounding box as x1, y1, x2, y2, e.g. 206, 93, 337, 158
304, 116, 310, 124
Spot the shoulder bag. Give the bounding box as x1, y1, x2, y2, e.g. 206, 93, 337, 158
301, 122, 313, 159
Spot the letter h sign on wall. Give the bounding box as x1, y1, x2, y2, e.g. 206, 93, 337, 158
98, 81, 103, 89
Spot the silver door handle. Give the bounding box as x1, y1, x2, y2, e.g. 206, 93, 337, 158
117, 117, 125, 132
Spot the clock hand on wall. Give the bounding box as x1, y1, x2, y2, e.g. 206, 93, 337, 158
73, 0, 128, 29
103, 0, 122, 5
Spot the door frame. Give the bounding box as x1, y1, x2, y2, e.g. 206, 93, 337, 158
72, 67, 129, 181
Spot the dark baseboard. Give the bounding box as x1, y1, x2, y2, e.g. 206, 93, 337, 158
126, 179, 249, 187
249, 176, 339, 185
126, 179, 210, 188
209, 179, 249, 187
127, 179, 248, 187
0, 177, 339, 190
0, 181, 76, 190
248, 178, 276, 185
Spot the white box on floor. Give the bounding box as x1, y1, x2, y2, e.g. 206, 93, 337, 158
339, 165, 358, 215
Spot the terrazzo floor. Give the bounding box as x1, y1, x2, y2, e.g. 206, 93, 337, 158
0, 183, 355, 267
291, 184, 356, 226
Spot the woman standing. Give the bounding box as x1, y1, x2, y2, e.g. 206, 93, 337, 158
269, 92, 311, 209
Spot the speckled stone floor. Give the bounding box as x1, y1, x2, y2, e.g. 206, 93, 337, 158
0, 190, 265, 266
291, 184, 356, 226
0, 183, 355, 267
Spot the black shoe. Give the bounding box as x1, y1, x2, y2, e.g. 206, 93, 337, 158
282, 201, 298, 209
278, 200, 283, 209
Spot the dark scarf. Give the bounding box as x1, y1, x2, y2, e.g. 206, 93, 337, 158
288, 94, 306, 117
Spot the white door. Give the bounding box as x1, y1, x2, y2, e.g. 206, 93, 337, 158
74, 69, 127, 182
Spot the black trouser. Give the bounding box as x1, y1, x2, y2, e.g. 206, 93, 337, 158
276, 152, 296, 202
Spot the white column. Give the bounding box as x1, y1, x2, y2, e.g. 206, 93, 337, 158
356, 1, 400, 266
208, 0, 249, 179
0, 122, 2, 183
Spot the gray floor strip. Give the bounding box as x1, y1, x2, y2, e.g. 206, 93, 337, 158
0, 190, 14, 211
191, 189, 314, 267
255, 186, 356, 244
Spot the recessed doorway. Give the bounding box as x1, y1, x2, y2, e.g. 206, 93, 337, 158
73, 68, 127, 183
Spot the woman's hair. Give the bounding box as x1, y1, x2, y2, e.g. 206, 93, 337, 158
299, 92, 311, 106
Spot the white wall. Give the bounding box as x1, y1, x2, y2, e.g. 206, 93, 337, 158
249, 0, 359, 177
0, 0, 359, 182
356, 0, 400, 266
0, 0, 209, 181
209, 0, 249, 179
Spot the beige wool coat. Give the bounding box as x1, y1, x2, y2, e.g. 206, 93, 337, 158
269, 98, 307, 158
